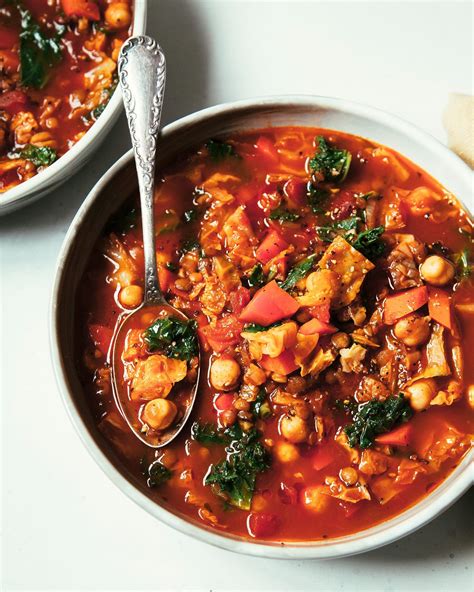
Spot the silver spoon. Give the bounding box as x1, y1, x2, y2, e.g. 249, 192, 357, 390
111, 35, 200, 448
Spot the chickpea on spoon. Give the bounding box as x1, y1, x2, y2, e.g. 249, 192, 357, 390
110, 36, 200, 448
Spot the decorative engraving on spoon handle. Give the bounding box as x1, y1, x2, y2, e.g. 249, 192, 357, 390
118, 36, 166, 304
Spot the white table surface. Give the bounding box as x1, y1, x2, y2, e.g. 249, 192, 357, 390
2, 1, 473, 590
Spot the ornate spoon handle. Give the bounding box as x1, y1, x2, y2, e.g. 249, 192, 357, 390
118, 36, 166, 305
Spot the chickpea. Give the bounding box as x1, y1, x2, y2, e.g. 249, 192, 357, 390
394, 314, 430, 347
302, 486, 330, 513
274, 441, 300, 463
420, 255, 455, 286
405, 379, 437, 411
105, 2, 132, 30
142, 398, 177, 430
339, 466, 358, 486
119, 284, 143, 308
210, 357, 241, 391
280, 414, 309, 443
331, 332, 350, 350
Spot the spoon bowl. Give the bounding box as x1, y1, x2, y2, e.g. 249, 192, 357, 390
110, 35, 200, 448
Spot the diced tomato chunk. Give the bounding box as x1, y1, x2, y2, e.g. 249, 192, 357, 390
383, 286, 428, 325
300, 317, 337, 336
0, 90, 28, 115
260, 349, 298, 375
61, 0, 101, 19
214, 393, 235, 411
239, 280, 299, 325
229, 286, 251, 315
375, 423, 413, 447
256, 230, 289, 264
199, 315, 243, 353
88, 324, 113, 357
428, 287, 453, 330
312, 446, 334, 470
236, 183, 258, 205
158, 267, 175, 293
308, 302, 331, 323
256, 136, 279, 164
284, 178, 307, 207
247, 512, 280, 538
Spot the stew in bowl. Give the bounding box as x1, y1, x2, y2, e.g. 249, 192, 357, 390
0, 0, 133, 193
76, 125, 473, 543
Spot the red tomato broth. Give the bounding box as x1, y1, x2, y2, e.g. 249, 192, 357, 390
76, 127, 474, 542
0, 0, 133, 192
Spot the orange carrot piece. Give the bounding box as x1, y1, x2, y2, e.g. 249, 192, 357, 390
383, 286, 428, 325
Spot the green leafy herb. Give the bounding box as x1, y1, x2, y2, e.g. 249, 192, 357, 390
269, 206, 301, 222
166, 261, 178, 272
317, 214, 385, 261
308, 185, 329, 214
351, 226, 385, 260
309, 136, 352, 183
317, 214, 361, 243
359, 191, 381, 201
206, 139, 237, 161
251, 390, 272, 419
344, 394, 413, 449
144, 316, 198, 361
183, 209, 197, 223
243, 320, 283, 333
205, 427, 270, 510
90, 102, 107, 120
18, 4, 63, 88
454, 248, 472, 280
180, 238, 200, 254
245, 264, 266, 288
20, 144, 57, 167
147, 461, 172, 487
191, 422, 227, 445
279, 254, 318, 291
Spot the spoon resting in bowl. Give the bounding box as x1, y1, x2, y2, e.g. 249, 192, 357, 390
111, 35, 200, 448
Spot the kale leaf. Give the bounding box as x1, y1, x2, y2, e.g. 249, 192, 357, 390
144, 316, 198, 361
205, 427, 270, 510
20, 144, 57, 167
269, 206, 301, 222
183, 209, 197, 223
147, 461, 173, 487
344, 394, 413, 449
351, 226, 386, 260
206, 139, 237, 161
18, 4, 63, 89
180, 238, 200, 254
245, 264, 266, 288
251, 390, 272, 419
317, 214, 361, 243
243, 320, 283, 333
317, 215, 385, 261
279, 254, 318, 291
307, 185, 329, 214
191, 422, 227, 445
309, 136, 352, 183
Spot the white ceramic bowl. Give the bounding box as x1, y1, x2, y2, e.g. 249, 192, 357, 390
0, 1, 147, 216
50, 96, 474, 559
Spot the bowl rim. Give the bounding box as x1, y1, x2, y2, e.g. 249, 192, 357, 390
50, 94, 474, 560
0, 2, 147, 212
